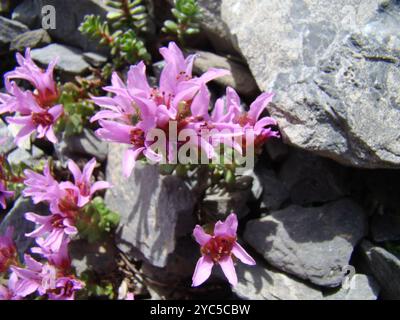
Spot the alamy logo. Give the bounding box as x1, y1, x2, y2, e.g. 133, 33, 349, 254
41, 5, 56, 30
341, 265, 356, 290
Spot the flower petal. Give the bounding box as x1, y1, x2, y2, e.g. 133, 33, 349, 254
214, 213, 238, 238
192, 256, 214, 287
232, 242, 256, 266
193, 225, 212, 246
219, 256, 238, 286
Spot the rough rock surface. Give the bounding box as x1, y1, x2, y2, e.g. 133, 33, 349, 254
55, 129, 108, 164
193, 51, 258, 97
233, 260, 323, 300
244, 199, 367, 287
12, 0, 110, 52
105, 144, 195, 268
324, 274, 380, 300
10, 29, 51, 51
70, 239, 118, 277
31, 43, 90, 76
0, 16, 29, 49
0, 197, 49, 258
360, 240, 400, 299
222, 0, 400, 168
0, 119, 16, 155
278, 150, 349, 206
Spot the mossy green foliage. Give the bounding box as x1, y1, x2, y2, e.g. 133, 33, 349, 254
79, 0, 151, 71
162, 0, 201, 44
77, 196, 120, 243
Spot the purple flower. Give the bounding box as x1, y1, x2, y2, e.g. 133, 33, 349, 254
5, 48, 59, 107
24, 212, 77, 252
47, 276, 84, 300
31, 237, 71, 271
95, 119, 162, 177
192, 213, 256, 287
10, 254, 58, 297
23, 164, 60, 205
66, 158, 111, 207
5, 85, 63, 146
0, 227, 17, 273
0, 272, 22, 300
0, 180, 14, 210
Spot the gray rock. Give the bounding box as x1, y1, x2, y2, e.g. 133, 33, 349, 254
324, 274, 379, 300
140, 235, 199, 287
83, 52, 107, 67
0, 197, 49, 258
202, 175, 253, 219
55, 129, 108, 164
193, 51, 258, 97
265, 139, 290, 163
241, 168, 263, 202
360, 240, 400, 299
31, 44, 90, 76
12, 0, 110, 53
7, 145, 44, 167
105, 143, 195, 268
70, 239, 118, 277
10, 29, 51, 51
221, 0, 400, 169
278, 150, 349, 206
371, 213, 400, 242
256, 167, 289, 211
197, 0, 238, 54
233, 260, 323, 300
165, 0, 237, 54
12, 0, 41, 28
0, 119, 16, 155
0, 16, 29, 49
244, 199, 367, 287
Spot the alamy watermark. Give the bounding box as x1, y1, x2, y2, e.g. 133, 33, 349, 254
41, 5, 56, 30
141, 122, 255, 174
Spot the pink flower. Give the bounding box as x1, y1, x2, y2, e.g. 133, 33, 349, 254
31, 237, 71, 271
91, 42, 229, 176
125, 292, 135, 300
23, 163, 60, 205
47, 276, 84, 300
0, 227, 17, 273
24, 212, 77, 252
10, 254, 83, 299
5, 48, 59, 107
95, 119, 162, 177
192, 213, 256, 287
0, 180, 14, 210
0, 272, 22, 300
10, 254, 58, 297
5, 84, 63, 146
212, 87, 279, 147
65, 158, 111, 207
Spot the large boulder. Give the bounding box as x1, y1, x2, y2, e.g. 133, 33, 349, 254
324, 274, 380, 300
105, 144, 195, 268
0, 16, 29, 49
233, 260, 323, 300
244, 199, 367, 287
221, 0, 400, 168
360, 240, 400, 299
31, 43, 90, 78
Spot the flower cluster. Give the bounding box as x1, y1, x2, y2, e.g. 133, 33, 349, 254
192, 213, 255, 287
0, 49, 63, 146
91, 42, 279, 177
0, 158, 110, 300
